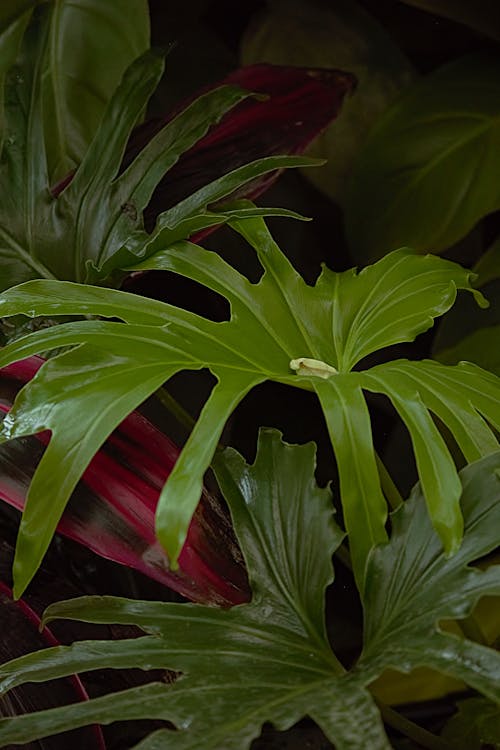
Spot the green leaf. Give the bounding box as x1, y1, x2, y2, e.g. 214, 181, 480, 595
441, 697, 500, 749
0, 4, 315, 290
0, 1, 151, 291
0, 217, 497, 593
40, 0, 150, 183
358, 451, 500, 700
346, 54, 500, 260
0, 437, 498, 748
473, 234, 500, 288
438, 325, 500, 377
0, 1, 35, 150
240, 0, 416, 203
0, 431, 390, 750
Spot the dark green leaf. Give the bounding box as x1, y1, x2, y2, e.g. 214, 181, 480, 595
473, 234, 500, 287
0, 218, 497, 593
441, 697, 500, 749
240, 0, 416, 203
346, 54, 500, 260
0, 431, 390, 750
438, 325, 500, 377
40, 0, 150, 183
359, 451, 500, 699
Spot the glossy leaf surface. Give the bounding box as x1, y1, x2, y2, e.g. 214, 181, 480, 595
0, 214, 496, 594
0, 431, 390, 750
346, 54, 500, 260
0, 436, 498, 748
359, 451, 500, 700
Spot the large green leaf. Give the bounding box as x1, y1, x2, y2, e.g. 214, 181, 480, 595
358, 451, 500, 700
240, 0, 416, 204
346, 54, 500, 260
39, 0, 150, 183
0, 431, 390, 750
0, 436, 498, 748
0, 213, 497, 595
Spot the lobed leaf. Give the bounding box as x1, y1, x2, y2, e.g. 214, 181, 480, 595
0, 215, 497, 592
358, 451, 500, 699
0, 432, 392, 750
0, 435, 498, 748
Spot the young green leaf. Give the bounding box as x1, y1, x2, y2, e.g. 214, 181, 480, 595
358, 451, 500, 700
0, 430, 390, 750
0, 216, 497, 593
346, 54, 500, 259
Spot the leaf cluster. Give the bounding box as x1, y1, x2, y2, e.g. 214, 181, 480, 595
0, 430, 498, 748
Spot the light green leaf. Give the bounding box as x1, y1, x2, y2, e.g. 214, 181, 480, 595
0, 217, 497, 593
240, 0, 416, 203
358, 451, 500, 699
0, 431, 390, 750
346, 54, 500, 260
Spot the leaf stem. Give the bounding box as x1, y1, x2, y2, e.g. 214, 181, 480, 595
376, 453, 403, 510
154, 386, 196, 434
378, 702, 453, 750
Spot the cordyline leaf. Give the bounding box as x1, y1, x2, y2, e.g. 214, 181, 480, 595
0, 579, 106, 749
357, 451, 500, 701
131, 62, 356, 227
0, 430, 391, 750
0, 356, 249, 605
346, 53, 500, 260
0, 4, 353, 291
0, 214, 496, 595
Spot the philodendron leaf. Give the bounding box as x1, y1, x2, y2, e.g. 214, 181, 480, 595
0, 214, 500, 591
0, 438, 498, 748
0, 213, 497, 594
358, 451, 500, 701
346, 54, 500, 260
0, 431, 390, 750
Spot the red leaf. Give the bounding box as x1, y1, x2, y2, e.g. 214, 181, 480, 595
0, 358, 249, 606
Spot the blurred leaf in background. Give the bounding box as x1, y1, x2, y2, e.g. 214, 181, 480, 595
241, 0, 416, 205
346, 53, 500, 260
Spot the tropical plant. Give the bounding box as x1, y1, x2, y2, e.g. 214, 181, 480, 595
0, 1, 499, 748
